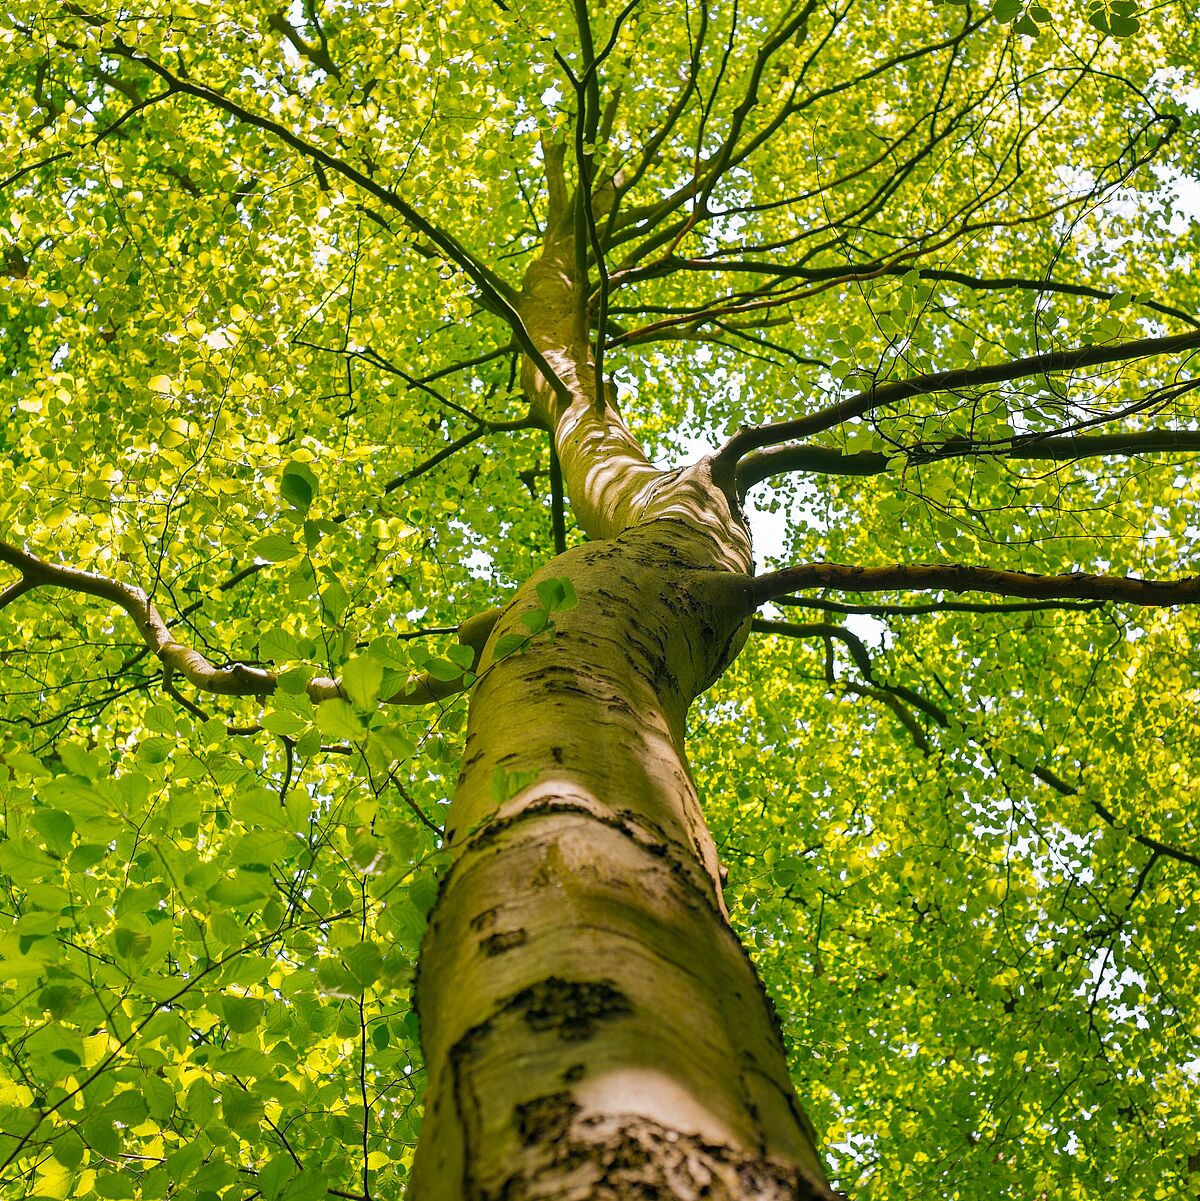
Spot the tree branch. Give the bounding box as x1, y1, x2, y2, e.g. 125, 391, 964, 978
777, 595, 1106, 618
2, 83, 176, 191
627, 261, 1198, 335
905, 266, 1199, 331
106, 42, 573, 402
0, 541, 495, 708
712, 329, 1200, 490
738, 427, 1200, 489
0, 577, 36, 610
266, 10, 341, 78
754, 618, 1200, 870
749, 562, 1200, 610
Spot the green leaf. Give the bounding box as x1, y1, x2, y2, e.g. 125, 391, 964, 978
373, 723, 416, 761
424, 657, 463, 681
83, 1118, 120, 1159
408, 872, 439, 916
343, 941, 383, 989
112, 926, 152, 959
250, 534, 300, 563
280, 461, 318, 511
105, 1090, 149, 1126
258, 1154, 297, 1201
316, 958, 357, 997
186, 1078, 215, 1124
321, 577, 350, 622
446, 642, 475, 669
493, 633, 528, 659
349, 835, 384, 873
192, 1160, 238, 1192
208, 872, 275, 905
59, 741, 100, 778
260, 709, 307, 736
209, 1046, 275, 1077
221, 994, 264, 1033
52, 1129, 85, 1169
367, 635, 408, 668
519, 608, 550, 634
315, 698, 364, 739
221, 1090, 265, 1133
38, 983, 81, 1018
31, 808, 74, 853
303, 518, 339, 554
342, 654, 384, 709
490, 765, 538, 803
295, 728, 322, 757
260, 626, 298, 661
276, 666, 312, 694
536, 577, 577, 611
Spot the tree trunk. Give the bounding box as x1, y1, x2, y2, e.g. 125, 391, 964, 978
410, 511, 835, 1199
409, 201, 836, 1198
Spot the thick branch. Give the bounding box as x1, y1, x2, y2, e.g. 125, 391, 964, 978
738, 428, 1200, 489
712, 328, 1200, 489
777, 595, 1105, 618
0, 541, 493, 709
549, 439, 568, 555
748, 562, 1200, 610
907, 267, 1199, 331
266, 11, 341, 78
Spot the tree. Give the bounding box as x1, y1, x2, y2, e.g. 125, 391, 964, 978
1, 0, 1198, 1195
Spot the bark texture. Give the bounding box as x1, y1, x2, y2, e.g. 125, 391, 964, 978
408, 198, 835, 1200
411, 525, 834, 1199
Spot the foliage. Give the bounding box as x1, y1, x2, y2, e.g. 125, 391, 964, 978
1, 0, 1198, 1197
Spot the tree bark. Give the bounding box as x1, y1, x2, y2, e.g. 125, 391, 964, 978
411, 523, 835, 1199
409, 214, 835, 1200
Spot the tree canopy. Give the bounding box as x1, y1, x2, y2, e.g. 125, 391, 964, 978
1, 0, 1199, 1197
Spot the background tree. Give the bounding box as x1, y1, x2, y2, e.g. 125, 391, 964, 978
1, 0, 1199, 1197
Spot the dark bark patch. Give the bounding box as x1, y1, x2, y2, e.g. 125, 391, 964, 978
469, 906, 499, 932
562, 1062, 585, 1083
490, 1113, 842, 1201
479, 928, 528, 956
513, 1091, 580, 1147
503, 976, 631, 1041
457, 797, 602, 853
616, 807, 671, 845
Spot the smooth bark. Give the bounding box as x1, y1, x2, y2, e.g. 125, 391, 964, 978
409, 220, 835, 1200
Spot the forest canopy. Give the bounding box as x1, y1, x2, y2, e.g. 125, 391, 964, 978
1, 0, 1199, 1198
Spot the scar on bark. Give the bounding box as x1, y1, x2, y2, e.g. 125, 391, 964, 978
514, 1091, 580, 1146
507, 976, 632, 1041
479, 928, 529, 956
499, 1114, 845, 1201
